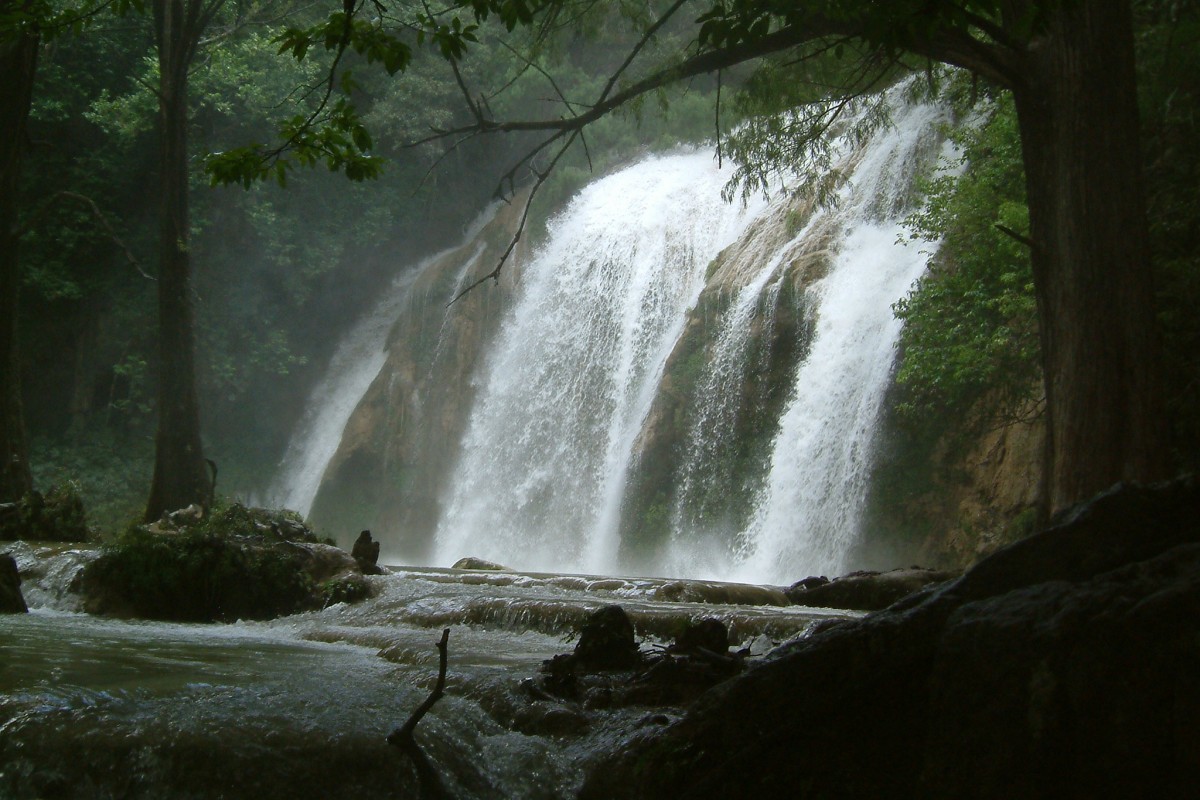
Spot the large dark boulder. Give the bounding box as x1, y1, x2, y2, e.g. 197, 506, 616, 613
0, 552, 28, 613
579, 477, 1200, 799
572, 604, 643, 671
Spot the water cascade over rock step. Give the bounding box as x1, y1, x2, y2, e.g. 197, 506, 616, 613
271, 83, 1032, 583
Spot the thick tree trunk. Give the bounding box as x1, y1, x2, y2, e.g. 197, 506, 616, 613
144, 0, 211, 520
1012, 0, 1170, 516
0, 26, 38, 504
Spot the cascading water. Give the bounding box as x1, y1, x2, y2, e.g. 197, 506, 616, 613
269, 84, 952, 584
680, 96, 954, 584
431, 90, 949, 582
3, 542, 843, 799
432, 153, 768, 574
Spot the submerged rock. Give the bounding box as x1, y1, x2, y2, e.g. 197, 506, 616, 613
451, 556, 513, 571
653, 579, 790, 606
579, 477, 1200, 799
785, 566, 958, 610
1, 552, 28, 613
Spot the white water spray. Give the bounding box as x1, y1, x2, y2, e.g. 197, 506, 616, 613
433, 152, 766, 573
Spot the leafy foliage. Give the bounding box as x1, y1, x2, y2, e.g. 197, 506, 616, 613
0, 481, 91, 542
1137, 0, 1200, 469
892, 92, 1041, 428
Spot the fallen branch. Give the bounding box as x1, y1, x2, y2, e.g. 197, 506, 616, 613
387, 627, 451, 800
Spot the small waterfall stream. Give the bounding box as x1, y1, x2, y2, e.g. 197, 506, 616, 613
259, 207, 501, 516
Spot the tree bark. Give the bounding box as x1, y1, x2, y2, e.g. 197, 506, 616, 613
144, 0, 212, 520
0, 21, 39, 504
1010, 0, 1170, 516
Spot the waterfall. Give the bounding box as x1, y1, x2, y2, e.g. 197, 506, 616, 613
432, 152, 767, 574
669, 97, 953, 584
271, 85, 952, 584
431, 92, 948, 580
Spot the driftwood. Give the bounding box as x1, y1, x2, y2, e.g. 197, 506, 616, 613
387, 628, 451, 800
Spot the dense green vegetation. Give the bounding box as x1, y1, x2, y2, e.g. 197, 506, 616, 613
892, 91, 1040, 431
891, 3, 1200, 471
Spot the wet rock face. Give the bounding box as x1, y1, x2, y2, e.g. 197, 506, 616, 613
0, 552, 28, 613
351, 530, 386, 575
531, 609, 745, 713
450, 557, 512, 571
785, 566, 958, 610
579, 478, 1200, 800
670, 618, 729, 656
75, 507, 376, 622
573, 605, 642, 671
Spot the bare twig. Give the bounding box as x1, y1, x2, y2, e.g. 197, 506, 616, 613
446, 128, 580, 307
387, 628, 451, 800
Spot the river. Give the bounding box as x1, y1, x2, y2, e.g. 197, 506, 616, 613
1, 542, 851, 799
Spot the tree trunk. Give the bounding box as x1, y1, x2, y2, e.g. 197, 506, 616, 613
1012, 0, 1170, 516
144, 0, 211, 520
0, 25, 39, 504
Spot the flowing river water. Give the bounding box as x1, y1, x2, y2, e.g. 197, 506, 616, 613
1, 542, 852, 799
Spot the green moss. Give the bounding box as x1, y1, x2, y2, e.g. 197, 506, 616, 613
80, 505, 329, 622
0, 483, 92, 543
319, 574, 373, 607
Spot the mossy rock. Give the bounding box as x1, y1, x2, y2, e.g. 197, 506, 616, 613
76, 505, 367, 622
0, 484, 91, 543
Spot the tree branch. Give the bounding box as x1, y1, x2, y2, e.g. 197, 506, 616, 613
995, 222, 1035, 250
446, 128, 579, 307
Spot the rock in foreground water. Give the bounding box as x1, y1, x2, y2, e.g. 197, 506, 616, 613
1, 552, 28, 613
785, 566, 958, 610
580, 477, 1200, 799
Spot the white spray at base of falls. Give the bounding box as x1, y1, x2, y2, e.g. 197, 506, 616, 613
433, 93, 951, 582
432, 152, 767, 574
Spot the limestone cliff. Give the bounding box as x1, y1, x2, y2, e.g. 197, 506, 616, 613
862, 392, 1044, 571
